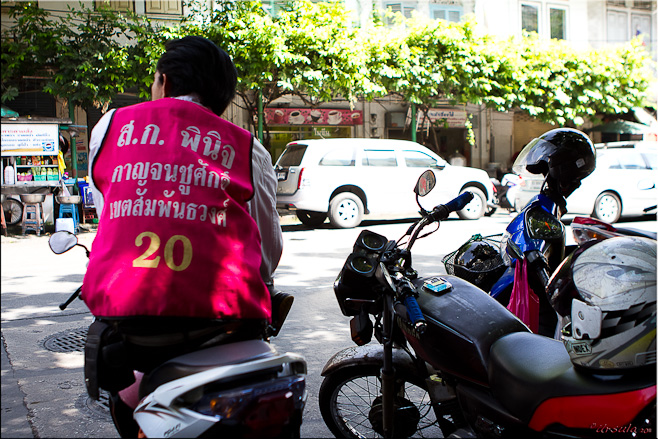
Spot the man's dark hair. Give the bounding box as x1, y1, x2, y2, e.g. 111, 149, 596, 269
155, 36, 238, 116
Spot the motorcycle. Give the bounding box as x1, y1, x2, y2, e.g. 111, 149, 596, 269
487, 173, 521, 216
319, 170, 656, 438
446, 181, 658, 337
48, 231, 307, 439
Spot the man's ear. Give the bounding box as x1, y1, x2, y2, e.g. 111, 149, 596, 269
161, 73, 171, 97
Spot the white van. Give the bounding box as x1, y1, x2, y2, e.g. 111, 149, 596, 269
274, 138, 495, 228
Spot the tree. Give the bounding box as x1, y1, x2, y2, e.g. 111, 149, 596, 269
2, 0, 654, 144
1, 2, 170, 111
193, 0, 380, 146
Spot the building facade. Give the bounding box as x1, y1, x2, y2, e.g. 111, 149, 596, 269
2, 0, 656, 175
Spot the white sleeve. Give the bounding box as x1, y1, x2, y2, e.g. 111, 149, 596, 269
88, 109, 116, 216
248, 138, 283, 283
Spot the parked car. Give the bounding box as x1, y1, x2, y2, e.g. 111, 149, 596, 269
274, 138, 495, 228
514, 141, 657, 223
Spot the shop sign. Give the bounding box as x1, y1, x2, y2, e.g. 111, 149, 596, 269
406, 108, 467, 128
1, 123, 59, 156
265, 108, 363, 126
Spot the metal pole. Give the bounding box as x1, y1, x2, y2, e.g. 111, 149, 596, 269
68, 102, 77, 179
411, 103, 417, 142
258, 89, 264, 143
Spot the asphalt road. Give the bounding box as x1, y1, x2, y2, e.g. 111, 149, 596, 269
2, 211, 656, 438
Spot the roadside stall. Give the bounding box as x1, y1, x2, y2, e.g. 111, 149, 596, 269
1, 117, 88, 234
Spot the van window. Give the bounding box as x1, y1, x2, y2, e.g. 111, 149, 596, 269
320, 148, 355, 166
278, 144, 307, 167
617, 152, 649, 170
362, 150, 397, 167
403, 150, 438, 167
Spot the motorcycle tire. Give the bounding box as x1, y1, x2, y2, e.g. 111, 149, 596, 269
296, 210, 327, 227
319, 364, 445, 438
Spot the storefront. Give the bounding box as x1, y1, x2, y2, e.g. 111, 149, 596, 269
391, 107, 470, 164
264, 108, 363, 161
1, 118, 88, 229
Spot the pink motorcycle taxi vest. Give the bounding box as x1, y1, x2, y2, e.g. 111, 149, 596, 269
82, 98, 271, 321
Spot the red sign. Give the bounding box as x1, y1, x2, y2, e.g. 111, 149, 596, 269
264, 108, 363, 126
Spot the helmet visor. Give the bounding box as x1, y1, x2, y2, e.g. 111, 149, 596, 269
512, 138, 559, 175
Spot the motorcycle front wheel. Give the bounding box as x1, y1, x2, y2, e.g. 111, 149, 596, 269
319, 365, 445, 439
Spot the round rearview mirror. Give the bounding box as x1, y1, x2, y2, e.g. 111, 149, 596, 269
414, 170, 436, 197
49, 231, 78, 255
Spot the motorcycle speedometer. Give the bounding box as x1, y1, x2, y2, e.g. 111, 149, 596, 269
525, 207, 564, 240
355, 230, 388, 252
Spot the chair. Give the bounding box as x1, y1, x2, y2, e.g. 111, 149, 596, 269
22, 201, 45, 236
59, 202, 80, 234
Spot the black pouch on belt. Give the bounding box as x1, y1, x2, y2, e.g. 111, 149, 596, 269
85, 320, 135, 400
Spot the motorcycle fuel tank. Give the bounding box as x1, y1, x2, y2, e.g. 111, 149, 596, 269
407, 275, 529, 386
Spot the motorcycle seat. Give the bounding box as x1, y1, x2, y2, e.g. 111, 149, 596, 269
488, 331, 654, 425
139, 339, 277, 397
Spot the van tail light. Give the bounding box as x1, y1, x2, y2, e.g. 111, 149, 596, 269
297, 168, 305, 190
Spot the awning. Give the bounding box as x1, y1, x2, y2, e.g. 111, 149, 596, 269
586, 120, 652, 134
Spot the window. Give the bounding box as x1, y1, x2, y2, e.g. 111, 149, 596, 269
96, 0, 135, 12
261, 0, 288, 18
430, 5, 463, 22
277, 144, 307, 167
549, 7, 566, 39
145, 0, 182, 15
617, 152, 648, 170
362, 150, 397, 167
403, 150, 438, 168
607, 10, 629, 43
521, 3, 540, 33
320, 148, 355, 166
384, 2, 416, 20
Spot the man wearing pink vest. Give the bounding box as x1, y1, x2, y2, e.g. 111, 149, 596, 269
81, 36, 288, 437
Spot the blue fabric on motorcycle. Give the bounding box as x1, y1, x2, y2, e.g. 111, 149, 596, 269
506, 259, 539, 333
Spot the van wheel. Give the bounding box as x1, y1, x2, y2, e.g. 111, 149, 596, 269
457, 187, 486, 220
329, 193, 363, 228
296, 210, 327, 227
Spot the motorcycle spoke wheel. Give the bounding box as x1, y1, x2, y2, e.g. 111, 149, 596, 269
319, 366, 442, 438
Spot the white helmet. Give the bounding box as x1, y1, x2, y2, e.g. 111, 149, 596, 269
548, 236, 656, 372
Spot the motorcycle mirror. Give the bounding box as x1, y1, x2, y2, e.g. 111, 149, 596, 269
49, 231, 79, 254
414, 170, 436, 197
375, 262, 395, 293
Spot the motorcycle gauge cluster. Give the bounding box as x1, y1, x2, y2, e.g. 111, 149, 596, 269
525, 206, 564, 240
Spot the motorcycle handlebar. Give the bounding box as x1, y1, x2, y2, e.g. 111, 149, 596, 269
429, 191, 474, 222
59, 286, 82, 310
403, 296, 427, 334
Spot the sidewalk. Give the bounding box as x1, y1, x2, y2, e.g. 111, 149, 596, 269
0, 212, 302, 438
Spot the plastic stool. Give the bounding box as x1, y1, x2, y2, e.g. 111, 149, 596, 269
22, 202, 45, 236
59, 203, 80, 234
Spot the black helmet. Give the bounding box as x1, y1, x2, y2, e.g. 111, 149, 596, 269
513, 128, 595, 197
450, 239, 505, 291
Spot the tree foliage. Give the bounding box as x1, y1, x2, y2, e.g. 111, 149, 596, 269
1, 0, 655, 135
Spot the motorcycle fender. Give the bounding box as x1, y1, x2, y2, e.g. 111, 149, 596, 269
321, 344, 417, 377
